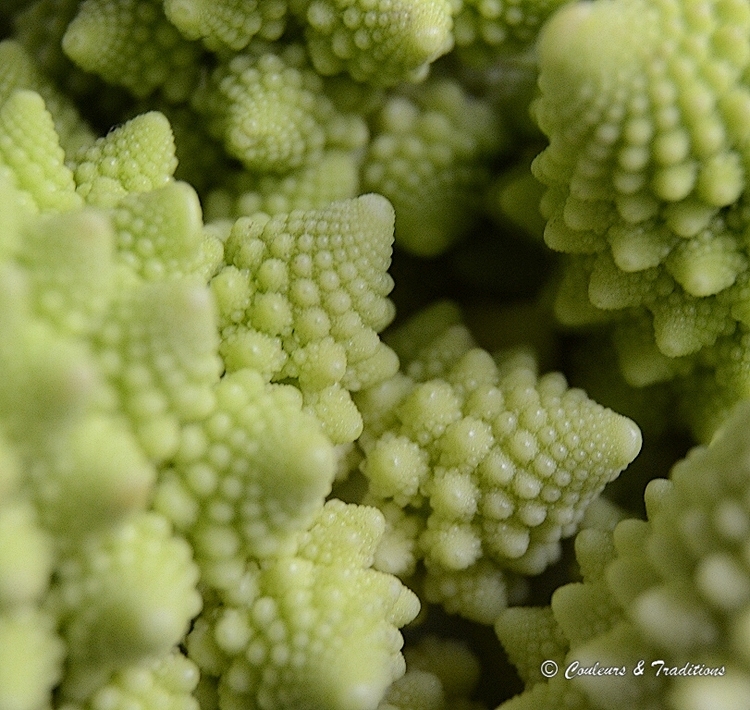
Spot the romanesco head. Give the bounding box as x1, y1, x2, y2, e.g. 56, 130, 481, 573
164, 0, 288, 50
154, 368, 337, 588
213, 194, 399, 441
186, 499, 420, 710
0, 100, 219, 710
56, 512, 202, 701
362, 78, 506, 256
0, 88, 81, 213
0, 39, 93, 154
498, 401, 750, 710
62, 0, 204, 101
71, 111, 179, 208
357, 303, 642, 576
526, 0, 750, 444
192, 44, 368, 175
291, 0, 454, 86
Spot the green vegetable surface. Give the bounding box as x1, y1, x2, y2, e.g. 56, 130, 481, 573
0, 0, 748, 708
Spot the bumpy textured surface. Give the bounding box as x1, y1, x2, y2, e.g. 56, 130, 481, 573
70, 111, 179, 208
60, 652, 201, 710
18, 210, 113, 337
534, 0, 750, 262
62, 0, 203, 101
1, 176, 208, 710
497, 401, 750, 710
0, 38, 94, 154
206, 150, 361, 221
451, 0, 569, 64
155, 369, 336, 586
421, 558, 509, 624
0, 89, 81, 212
111, 181, 223, 282
0, 84, 426, 710
290, 0, 454, 86
676, 324, 750, 440
93, 278, 221, 461
531, 0, 750, 440
186, 500, 420, 710
356, 302, 642, 577
6, 0, 739, 706
212, 194, 399, 442
164, 0, 288, 50
55, 512, 202, 700
192, 44, 368, 174
0, 102, 218, 710
533, 0, 750, 350
362, 78, 505, 256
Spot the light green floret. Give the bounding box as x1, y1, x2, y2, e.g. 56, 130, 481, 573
362, 78, 505, 256
70, 111, 179, 208
59, 651, 200, 710
31, 413, 156, 542
62, 0, 204, 101
535, 0, 750, 253
495, 607, 569, 687
154, 368, 336, 589
94, 279, 222, 461
0, 89, 82, 213
111, 182, 223, 282
205, 150, 361, 221
0, 607, 65, 710
451, 0, 569, 66
0, 499, 53, 609
421, 557, 509, 624
54, 511, 202, 703
290, 0, 454, 86
559, 252, 738, 360
0, 39, 94, 155
192, 44, 368, 174
186, 499, 420, 710
0, 261, 100, 446
532, 0, 750, 362
18, 209, 114, 337
498, 401, 750, 710
211, 194, 399, 443
677, 325, 750, 440
0, 120, 222, 463
164, 0, 288, 50
0, 112, 222, 710
356, 302, 642, 576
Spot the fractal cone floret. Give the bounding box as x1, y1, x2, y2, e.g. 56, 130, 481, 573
4, 0, 750, 707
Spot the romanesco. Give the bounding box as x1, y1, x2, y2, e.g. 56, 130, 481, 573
531, 0, 750, 440
4, 0, 750, 707
497, 400, 750, 710
212, 194, 399, 442
356, 302, 641, 579
362, 77, 507, 255
62, 0, 204, 101
186, 499, 420, 710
